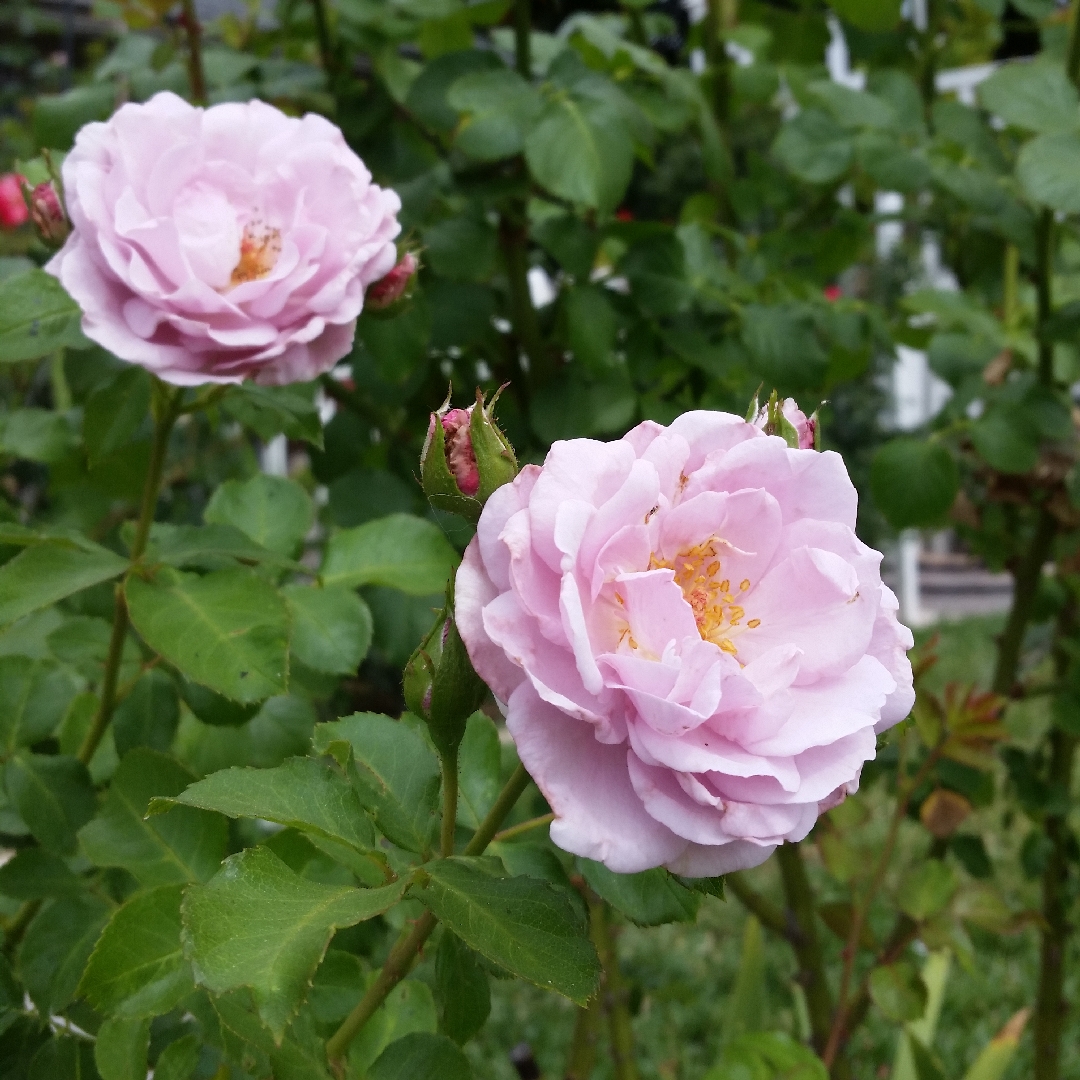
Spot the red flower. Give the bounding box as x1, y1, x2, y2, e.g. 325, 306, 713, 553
0, 174, 28, 229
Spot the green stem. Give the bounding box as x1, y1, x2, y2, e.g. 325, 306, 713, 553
440, 748, 458, 858
499, 211, 549, 384
775, 844, 835, 1064
725, 872, 787, 937
1035, 208, 1055, 386
77, 384, 183, 766
50, 351, 71, 412
326, 764, 532, 1067
513, 0, 531, 78
179, 0, 207, 106
588, 897, 638, 1080
564, 1001, 600, 1080
992, 507, 1056, 696
2, 897, 41, 954
1002, 244, 1019, 333
1067, 0, 1080, 89
310, 0, 336, 78
493, 811, 555, 843
1033, 727, 1077, 1080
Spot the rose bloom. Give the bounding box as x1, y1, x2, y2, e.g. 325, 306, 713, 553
47, 92, 400, 386
456, 411, 914, 876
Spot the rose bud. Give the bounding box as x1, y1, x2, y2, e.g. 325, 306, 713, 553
404, 586, 487, 758
421, 387, 518, 523
455, 409, 913, 876
27, 180, 69, 246
751, 390, 818, 450
366, 250, 418, 312
45, 91, 401, 386
0, 174, 28, 229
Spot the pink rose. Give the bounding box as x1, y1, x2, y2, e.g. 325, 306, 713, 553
46, 92, 400, 386
0, 174, 28, 229
456, 411, 914, 876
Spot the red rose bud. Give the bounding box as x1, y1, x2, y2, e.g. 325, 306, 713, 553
421, 387, 518, 523
27, 180, 69, 245
367, 250, 418, 310
0, 174, 28, 229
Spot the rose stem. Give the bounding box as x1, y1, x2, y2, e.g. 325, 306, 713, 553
513, 0, 530, 79
77, 383, 184, 765
822, 734, 946, 1070
309, 0, 336, 81
440, 747, 458, 858
492, 811, 555, 843
326, 764, 531, 1068
563, 1000, 600, 1080
179, 0, 208, 106
588, 896, 638, 1080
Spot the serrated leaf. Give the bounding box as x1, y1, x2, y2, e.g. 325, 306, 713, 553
0, 539, 128, 629
871, 439, 959, 529
148, 522, 302, 572
321, 514, 459, 595
414, 857, 600, 1005
978, 60, 1080, 135
283, 585, 373, 674
125, 567, 289, 703
369, 1032, 473, 1080
435, 931, 490, 1045
182, 846, 406, 1039
205, 474, 315, 557
4, 753, 96, 854
113, 669, 180, 756
897, 861, 958, 921
19, 893, 112, 1015
152, 1034, 200, 1080
0, 655, 80, 755
457, 713, 500, 830
0, 847, 80, 900
79, 885, 194, 1018
94, 1015, 150, 1080
149, 756, 378, 853
221, 383, 324, 447
312, 714, 439, 853
0, 268, 87, 363
869, 960, 928, 1022
1017, 131, 1080, 213
78, 749, 228, 886
83, 366, 151, 467
348, 977, 437, 1077
448, 68, 543, 160
579, 859, 699, 926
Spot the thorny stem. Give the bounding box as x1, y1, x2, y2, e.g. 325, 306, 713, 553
326, 765, 532, 1068
77, 384, 183, 765
440, 749, 458, 858
179, 0, 207, 106
775, 844, 835, 1063
588, 897, 639, 1080
823, 734, 945, 1069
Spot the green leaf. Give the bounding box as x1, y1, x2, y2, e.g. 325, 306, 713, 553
28, 1037, 103, 1080
313, 713, 439, 853
457, 713, 500, 830
564, 285, 618, 373
525, 92, 634, 213
829, 0, 901, 31
178, 676, 260, 728
0, 655, 79, 755
969, 406, 1040, 474
0, 539, 128, 629
283, 585, 373, 675
414, 857, 600, 1004
113, 669, 180, 756
79, 885, 194, 1018
870, 439, 959, 529
148, 522, 301, 572
869, 961, 928, 1022
4, 753, 96, 854
0, 848, 79, 900
1017, 131, 1080, 213
78, 748, 228, 886
578, 860, 699, 926
723, 916, 766, 1042
182, 846, 406, 1039
0, 409, 78, 463
773, 109, 853, 184
741, 303, 828, 390
0, 269, 87, 363
978, 60, 1079, 135
94, 1016, 150, 1080
423, 216, 498, 283
83, 366, 151, 467
321, 513, 459, 595
348, 978, 437, 1076
309, 950, 366, 1023
152, 1034, 201, 1080
204, 474, 315, 558
369, 1032, 473, 1080
19, 894, 112, 1015
125, 567, 290, 703
448, 68, 543, 160
897, 861, 958, 921
435, 931, 490, 1045
807, 80, 896, 130
221, 383, 324, 448
149, 756, 377, 854
704, 1031, 828, 1080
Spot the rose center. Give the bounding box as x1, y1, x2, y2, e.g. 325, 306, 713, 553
229, 220, 282, 287
650, 538, 760, 654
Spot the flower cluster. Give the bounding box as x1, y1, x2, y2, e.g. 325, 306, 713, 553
456, 411, 913, 875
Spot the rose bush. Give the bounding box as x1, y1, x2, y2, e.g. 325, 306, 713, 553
46, 91, 400, 385
458, 411, 914, 875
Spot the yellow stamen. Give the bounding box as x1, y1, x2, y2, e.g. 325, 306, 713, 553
747, 618, 760, 628
229, 220, 282, 287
